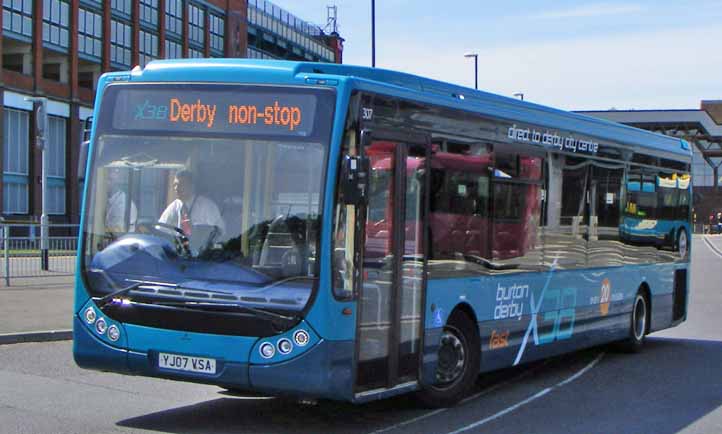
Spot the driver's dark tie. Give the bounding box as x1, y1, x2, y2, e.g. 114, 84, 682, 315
181, 205, 192, 236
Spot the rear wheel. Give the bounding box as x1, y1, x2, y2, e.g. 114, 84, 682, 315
677, 228, 688, 259
619, 291, 648, 352
416, 311, 479, 408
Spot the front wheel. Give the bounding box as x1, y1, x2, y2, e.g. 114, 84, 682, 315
416, 312, 479, 408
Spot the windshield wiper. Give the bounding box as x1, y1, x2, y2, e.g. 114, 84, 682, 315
95, 282, 144, 309
151, 300, 298, 323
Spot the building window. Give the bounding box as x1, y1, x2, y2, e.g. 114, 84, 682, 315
139, 0, 158, 27
139, 30, 158, 67
210, 14, 224, 56
78, 8, 102, 59
111, 0, 131, 16
248, 47, 274, 60
47, 116, 67, 215
42, 0, 70, 50
164, 39, 182, 59
165, 0, 183, 36
2, 0, 33, 38
3, 109, 30, 214
111, 20, 132, 67
188, 48, 204, 59
188, 3, 205, 47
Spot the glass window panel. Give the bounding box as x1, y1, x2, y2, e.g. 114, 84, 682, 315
60, 1, 68, 26
3, 108, 30, 214
12, 12, 21, 32
51, 24, 59, 44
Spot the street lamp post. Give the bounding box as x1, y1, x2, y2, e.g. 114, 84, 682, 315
25, 97, 49, 270
371, 0, 376, 67
464, 53, 478, 90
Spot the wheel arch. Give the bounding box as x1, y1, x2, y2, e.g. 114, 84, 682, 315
447, 302, 481, 346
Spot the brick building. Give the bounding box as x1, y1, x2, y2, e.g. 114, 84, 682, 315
1, 0, 343, 223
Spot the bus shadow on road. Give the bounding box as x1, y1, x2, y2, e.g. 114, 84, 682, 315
116, 394, 423, 434
563, 337, 722, 434
114, 364, 537, 434
116, 337, 722, 434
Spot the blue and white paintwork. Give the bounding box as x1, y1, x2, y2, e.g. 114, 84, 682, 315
74, 59, 691, 403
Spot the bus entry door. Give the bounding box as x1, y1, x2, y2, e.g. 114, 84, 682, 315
355, 138, 428, 393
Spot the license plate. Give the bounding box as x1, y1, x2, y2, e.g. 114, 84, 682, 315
158, 352, 217, 375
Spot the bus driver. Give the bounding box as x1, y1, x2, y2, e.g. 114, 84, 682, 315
159, 169, 226, 238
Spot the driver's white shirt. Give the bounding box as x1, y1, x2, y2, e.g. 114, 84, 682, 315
158, 195, 226, 235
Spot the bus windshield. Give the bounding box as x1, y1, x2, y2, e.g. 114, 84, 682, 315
82, 84, 335, 315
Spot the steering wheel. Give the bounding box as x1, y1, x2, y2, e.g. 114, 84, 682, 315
135, 220, 190, 256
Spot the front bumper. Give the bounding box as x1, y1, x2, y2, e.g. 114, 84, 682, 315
73, 312, 354, 400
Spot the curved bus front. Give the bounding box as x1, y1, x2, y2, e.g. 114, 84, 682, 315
74, 67, 361, 401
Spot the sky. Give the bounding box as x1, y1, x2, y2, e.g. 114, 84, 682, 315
270, 0, 722, 111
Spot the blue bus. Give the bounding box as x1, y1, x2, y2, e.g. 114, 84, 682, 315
74, 60, 691, 407
621, 173, 690, 256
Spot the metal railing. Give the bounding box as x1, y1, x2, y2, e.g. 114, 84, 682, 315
1, 223, 79, 286
695, 223, 722, 234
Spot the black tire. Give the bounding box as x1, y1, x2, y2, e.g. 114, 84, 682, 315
619, 291, 649, 353
416, 311, 480, 408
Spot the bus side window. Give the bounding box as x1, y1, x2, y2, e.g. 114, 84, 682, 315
491, 153, 543, 270
425, 141, 491, 277
621, 169, 661, 264
544, 155, 588, 269
587, 164, 625, 268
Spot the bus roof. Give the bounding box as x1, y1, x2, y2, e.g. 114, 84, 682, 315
127, 59, 691, 162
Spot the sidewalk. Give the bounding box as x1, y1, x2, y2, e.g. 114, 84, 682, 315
0, 275, 74, 344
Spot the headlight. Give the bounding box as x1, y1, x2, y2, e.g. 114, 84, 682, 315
260, 342, 275, 359
84, 307, 97, 324
277, 338, 293, 355
293, 330, 310, 347
95, 318, 107, 335
107, 325, 120, 342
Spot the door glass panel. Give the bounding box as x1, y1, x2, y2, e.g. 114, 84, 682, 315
357, 141, 396, 390
356, 140, 426, 391
398, 144, 425, 380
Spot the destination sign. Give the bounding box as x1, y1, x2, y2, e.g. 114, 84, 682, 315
111, 86, 319, 137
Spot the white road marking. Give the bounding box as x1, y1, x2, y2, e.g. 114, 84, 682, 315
367, 408, 447, 434
367, 360, 547, 434
703, 236, 722, 259
445, 352, 605, 434
446, 388, 553, 434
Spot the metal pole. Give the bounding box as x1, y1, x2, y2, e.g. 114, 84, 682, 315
464, 53, 478, 90
4, 225, 9, 286
26, 97, 49, 270
474, 56, 478, 90
41, 141, 49, 270
371, 0, 376, 67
